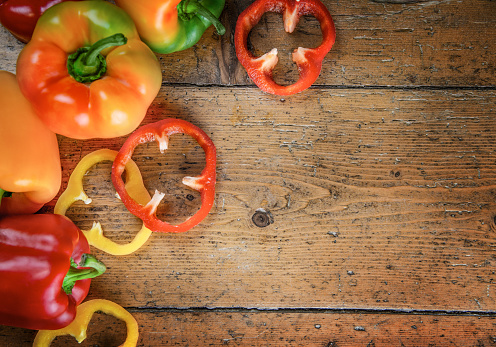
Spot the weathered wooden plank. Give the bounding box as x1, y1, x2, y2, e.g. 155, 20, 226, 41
172, 0, 496, 86
0, 1, 495, 343
2, 310, 496, 346
2, 0, 495, 87
146, 0, 496, 87
36, 87, 495, 313
152, 0, 496, 87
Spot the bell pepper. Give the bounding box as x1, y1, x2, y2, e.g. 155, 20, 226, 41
114, 0, 226, 54
111, 119, 217, 233
234, 0, 336, 95
55, 149, 153, 256
0, 214, 106, 330
16, 0, 162, 140
0, 0, 84, 43
0, 71, 61, 215
33, 299, 139, 347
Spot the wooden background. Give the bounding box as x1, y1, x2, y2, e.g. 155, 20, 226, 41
1, 0, 496, 345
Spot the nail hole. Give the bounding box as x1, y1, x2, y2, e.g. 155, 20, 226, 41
186, 194, 195, 201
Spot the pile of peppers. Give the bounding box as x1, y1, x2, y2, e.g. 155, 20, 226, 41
0, 0, 222, 342
0, 58, 110, 338
0, 0, 337, 343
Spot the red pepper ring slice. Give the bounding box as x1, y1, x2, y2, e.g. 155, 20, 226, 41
111, 118, 216, 233
234, 0, 336, 96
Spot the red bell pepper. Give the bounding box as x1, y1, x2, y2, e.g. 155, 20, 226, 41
111, 119, 216, 233
0, 214, 106, 330
0, 0, 83, 43
234, 0, 336, 95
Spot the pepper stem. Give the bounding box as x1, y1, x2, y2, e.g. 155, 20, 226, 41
0, 188, 12, 208
177, 0, 226, 35
67, 33, 127, 83
62, 254, 106, 295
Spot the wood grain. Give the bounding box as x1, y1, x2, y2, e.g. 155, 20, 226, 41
1, 0, 496, 345
3, 310, 496, 346
45, 87, 496, 313
157, 0, 496, 87
3, 0, 492, 87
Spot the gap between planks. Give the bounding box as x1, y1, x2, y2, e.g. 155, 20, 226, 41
126, 306, 496, 318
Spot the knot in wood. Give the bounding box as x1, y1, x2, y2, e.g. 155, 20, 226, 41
252, 209, 273, 227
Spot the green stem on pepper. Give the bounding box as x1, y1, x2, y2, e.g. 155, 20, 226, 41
62, 254, 106, 295
177, 0, 226, 35
67, 33, 127, 83
0, 188, 12, 208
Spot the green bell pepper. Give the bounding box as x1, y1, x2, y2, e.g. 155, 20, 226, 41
114, 0, 226, 54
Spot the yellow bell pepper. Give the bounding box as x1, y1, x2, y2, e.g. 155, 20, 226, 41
33, 299, 139, 347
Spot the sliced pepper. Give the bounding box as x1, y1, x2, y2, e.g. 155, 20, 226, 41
0, 0, 84, 43
114, 0, 226, 54
16, 1, 162, 139
0, 214, 106, 330
33, 299, 139, 347
111, 118, 216, 233
55, 149, 153, 256
0, 70, 61, 215
234, 0, 336, 95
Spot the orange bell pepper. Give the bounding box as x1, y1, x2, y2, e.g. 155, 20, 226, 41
0, 71, 61, 215
16, 1, 162, 140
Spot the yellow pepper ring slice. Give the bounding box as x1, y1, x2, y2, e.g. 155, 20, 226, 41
55, 149, 153, 255
33, 299, 139, 347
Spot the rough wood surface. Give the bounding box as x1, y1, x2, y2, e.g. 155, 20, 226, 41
1, 0, 496, 345
4, 0, 494, 87
161, 0, 496, 87
49, 87, 496, 313
3, 310, 496, 346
